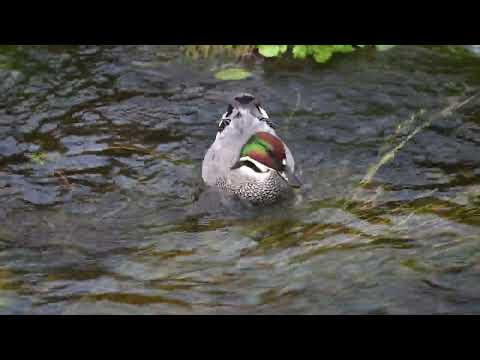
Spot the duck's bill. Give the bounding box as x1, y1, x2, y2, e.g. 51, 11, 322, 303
280, 169, 302, 188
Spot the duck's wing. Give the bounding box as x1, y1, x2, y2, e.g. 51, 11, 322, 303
284, 143, 296, 172
202, 138, 242, 186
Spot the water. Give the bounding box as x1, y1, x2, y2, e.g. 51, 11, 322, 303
1, 45, 480, 314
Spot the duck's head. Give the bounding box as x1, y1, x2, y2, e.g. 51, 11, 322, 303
231, 131, 301, 188
216, 93, 274, 140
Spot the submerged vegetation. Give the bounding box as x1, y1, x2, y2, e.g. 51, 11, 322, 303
214, 68, 252, 81
28, 152, 48, 166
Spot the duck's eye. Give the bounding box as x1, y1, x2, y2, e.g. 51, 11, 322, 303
225, 104, 234, 118
218, 118, 231, 132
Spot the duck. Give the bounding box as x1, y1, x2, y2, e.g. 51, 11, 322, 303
202, 93, 301, 206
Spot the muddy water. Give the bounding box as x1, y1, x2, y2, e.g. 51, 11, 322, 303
1, 45, 480, 314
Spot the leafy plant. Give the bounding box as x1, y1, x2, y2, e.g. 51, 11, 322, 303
257, 45, 288, 58
185, 45, 396, 65
258, 45, 396, 63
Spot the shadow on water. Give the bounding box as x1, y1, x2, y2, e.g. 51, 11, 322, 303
2, 45, 480, 314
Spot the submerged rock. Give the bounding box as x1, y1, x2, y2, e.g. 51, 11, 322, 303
22, 184, 58, 206
0, 136, 23, 158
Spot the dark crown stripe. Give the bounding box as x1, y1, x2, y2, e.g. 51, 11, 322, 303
235, 94, 255, 105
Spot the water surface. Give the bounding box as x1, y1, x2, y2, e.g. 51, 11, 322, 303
1, 45, 480, 314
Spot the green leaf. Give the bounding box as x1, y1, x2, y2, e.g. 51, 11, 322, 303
29, 152, 48, 166
214, 68, 252, 81
258, 45, 288, 57
292, 45, 308, 59
313, 51, 333, 63
311, 46, 334, 63
375, 45, 396, 51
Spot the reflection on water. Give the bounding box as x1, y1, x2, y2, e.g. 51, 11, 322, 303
1, 45, 480, 314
